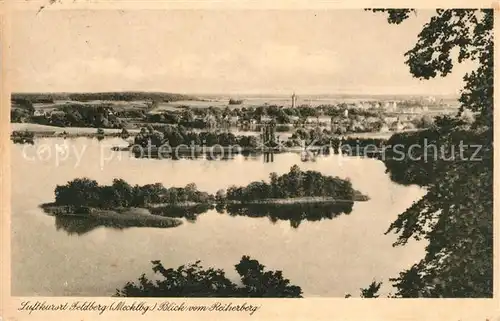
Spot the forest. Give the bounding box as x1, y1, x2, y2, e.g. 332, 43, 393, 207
53, 178, 214, 210
223, 165, 368, 202
133, 125, 259, 148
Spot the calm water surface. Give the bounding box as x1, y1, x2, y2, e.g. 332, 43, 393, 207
12, 137, 426, 297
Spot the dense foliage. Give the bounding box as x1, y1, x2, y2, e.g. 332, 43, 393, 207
372, 9, 493, 297
11, 98, 35, 122
360, 281, 383, 298
115, 256, 302, 297
133, 125, 259, 148
54, 178, 214, 209
225, 165, 365, 202
10, 130, 35, 144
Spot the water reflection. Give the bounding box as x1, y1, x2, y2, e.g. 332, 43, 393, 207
129, 151, 315, 163
55, 215, 128, 235
263, 152, 274, 163
225, 202, 354, 228
54, 213, 181, 235
13, 138, 426, 296
52, 202, 355, 234
149, 204, 214, 222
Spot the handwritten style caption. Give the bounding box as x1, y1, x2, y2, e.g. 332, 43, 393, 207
18, 300, 261, 316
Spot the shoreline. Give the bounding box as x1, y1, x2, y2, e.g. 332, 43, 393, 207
41, 195, 368, 220
11, 122, 418, 141
40, 203, 183, 228
225, 196, 369, 205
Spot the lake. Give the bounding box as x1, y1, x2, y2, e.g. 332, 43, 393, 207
11, 137, 426, 297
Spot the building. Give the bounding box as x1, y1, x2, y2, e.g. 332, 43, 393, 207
384, 116, 398, 124
305, 116, 317, 124
390, 119, 405, 131
203, 114, 217, 130
291, 92, 297, 108
356, 102, 370, 110
229, 116, 239, 124
384, 101, 398, 112
379, 123, 390, 133
427, 96, 436, 103
317, 115, 332, 125
261, 115, 273, 123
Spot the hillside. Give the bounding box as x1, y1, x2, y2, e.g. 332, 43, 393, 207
11, 91, 198, 103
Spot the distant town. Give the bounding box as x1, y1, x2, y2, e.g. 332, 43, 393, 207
10, 91, 461, 143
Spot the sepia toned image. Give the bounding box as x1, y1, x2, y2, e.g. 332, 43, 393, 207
6, 4, 493, 308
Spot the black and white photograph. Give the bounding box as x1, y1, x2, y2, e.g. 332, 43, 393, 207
4, 3, 494, 312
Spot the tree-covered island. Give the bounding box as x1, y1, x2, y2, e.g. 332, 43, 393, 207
219, 165, 369, 204
41, 167, 368, 227
41, 178, 216, 229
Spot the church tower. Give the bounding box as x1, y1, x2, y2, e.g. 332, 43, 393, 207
291, 92, 297, 108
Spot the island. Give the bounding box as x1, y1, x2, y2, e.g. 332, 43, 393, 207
209, 165, 369, 227
218, 165, 369, 205
41, 167, 368, 229
11, 130, 35, 144
40, 178, 216, 229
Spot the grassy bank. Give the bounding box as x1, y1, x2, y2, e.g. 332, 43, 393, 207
40, 203, 182, 228
11, 123, 140, 137
225, 195, 369, 205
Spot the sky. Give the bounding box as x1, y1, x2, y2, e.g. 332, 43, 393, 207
11, 9, 473, 95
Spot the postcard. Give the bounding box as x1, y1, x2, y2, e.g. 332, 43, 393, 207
1, 1, 498, 320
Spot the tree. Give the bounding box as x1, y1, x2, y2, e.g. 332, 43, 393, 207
150, 130, 165, 147
412, 114, 434, 129
115, 256, 302, 297
55, 178, 100, 208
182, 109, 195, 123
11, 109, 29, 123
360, 281, 382, 298
235, 256, 302, 297
215, 189, 226, 203
50, 112, 66, 127
120, 128, 130, 139
372, 9, 493, 298
111, 179, 134, 207
269, 172, 279, 198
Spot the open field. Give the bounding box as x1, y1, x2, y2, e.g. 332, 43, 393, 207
11, 123, 140, 135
